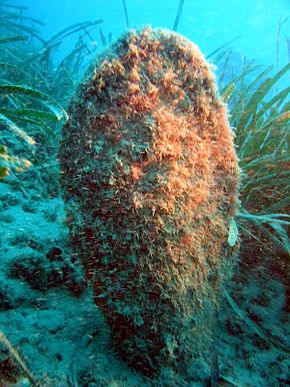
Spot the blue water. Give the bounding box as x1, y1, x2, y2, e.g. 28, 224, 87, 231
9, 0, 290, 66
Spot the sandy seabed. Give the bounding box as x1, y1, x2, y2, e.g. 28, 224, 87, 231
0, 180, 289, 386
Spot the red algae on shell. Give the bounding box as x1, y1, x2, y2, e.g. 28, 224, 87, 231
59, 27, 240, 382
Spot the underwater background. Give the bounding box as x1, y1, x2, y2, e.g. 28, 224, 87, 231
0, 0, 289, 386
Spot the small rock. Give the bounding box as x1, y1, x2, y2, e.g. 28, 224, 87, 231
46, 247, 63, 262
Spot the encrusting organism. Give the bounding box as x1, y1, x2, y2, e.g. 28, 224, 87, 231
59, 27, 240, 382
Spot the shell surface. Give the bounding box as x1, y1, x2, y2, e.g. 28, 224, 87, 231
59, 27, 240, 381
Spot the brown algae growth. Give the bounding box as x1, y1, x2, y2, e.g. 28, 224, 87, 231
59, 27, 240, 382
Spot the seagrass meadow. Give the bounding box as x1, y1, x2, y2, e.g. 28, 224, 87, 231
0, 2, 289, 386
